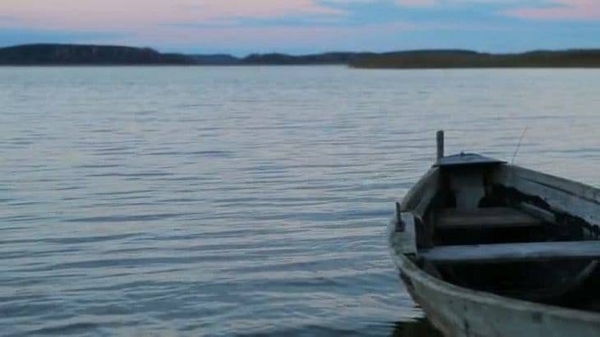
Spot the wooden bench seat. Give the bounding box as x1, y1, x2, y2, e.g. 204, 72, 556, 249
421, 241, 600, 264
436, 207, 542, 230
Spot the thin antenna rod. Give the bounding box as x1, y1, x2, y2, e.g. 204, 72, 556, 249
511, 127, 528, 164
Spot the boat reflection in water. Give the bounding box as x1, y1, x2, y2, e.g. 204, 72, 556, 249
389, 319, 443, 337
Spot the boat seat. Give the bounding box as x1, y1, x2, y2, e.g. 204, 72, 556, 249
421, 241, 600, 264
436, 207, 542, 230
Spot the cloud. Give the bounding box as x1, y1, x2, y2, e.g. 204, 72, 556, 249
396, 0, 436, 7
394, 0, 525, 7
506, 0, 600, 20
0, 0, 344, 31
391, 0, 600, 20
1, 0, 597, 53
391, 0, 600, 21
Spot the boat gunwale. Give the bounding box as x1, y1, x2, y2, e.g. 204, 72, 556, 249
506, 164, 600, 205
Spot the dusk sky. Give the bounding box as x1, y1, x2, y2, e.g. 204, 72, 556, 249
0, 0, 599, 55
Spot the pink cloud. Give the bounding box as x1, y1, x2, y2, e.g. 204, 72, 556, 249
506, 0, 600, 20
0, 0, 343, 31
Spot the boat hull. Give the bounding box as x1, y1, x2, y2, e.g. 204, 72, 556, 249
389, 141, 600, 336
390, 250, 600, 337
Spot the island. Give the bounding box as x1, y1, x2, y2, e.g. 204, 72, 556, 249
347, 49, 600, 68
241, 52, 375, 65
2, 44, 600, 68
0, 44, 198, 65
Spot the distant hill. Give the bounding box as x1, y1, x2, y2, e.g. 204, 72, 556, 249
2, 44, 600, 68
242, 52, 376, 65
0, 44, 195, 65
349, 49, 600, 68
189, 54, 240, 65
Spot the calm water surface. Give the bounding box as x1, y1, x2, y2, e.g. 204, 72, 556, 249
1, 67, 599, 336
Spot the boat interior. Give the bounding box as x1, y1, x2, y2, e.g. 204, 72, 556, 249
407, 153, 600, 311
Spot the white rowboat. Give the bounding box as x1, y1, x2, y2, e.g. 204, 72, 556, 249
389, 131, 600, 337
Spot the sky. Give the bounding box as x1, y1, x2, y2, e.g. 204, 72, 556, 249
0, 0, 599, 55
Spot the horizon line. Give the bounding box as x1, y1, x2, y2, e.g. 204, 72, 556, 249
2, 42, 600, 58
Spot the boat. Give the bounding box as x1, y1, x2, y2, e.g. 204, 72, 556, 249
388, 131, 600, 337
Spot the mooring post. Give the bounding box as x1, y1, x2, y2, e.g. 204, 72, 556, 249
436, 130, 444, 161
395, 202, 404, 231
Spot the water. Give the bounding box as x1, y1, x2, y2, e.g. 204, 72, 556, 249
0, 66, 598, 336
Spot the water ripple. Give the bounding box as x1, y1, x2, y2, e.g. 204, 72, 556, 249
0, 67, 598, 336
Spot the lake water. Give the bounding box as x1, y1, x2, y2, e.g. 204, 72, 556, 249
1, 66, 599, 336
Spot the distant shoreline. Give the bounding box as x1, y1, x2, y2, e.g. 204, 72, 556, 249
2, 43, 600, 68
348, 50, 600, 69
